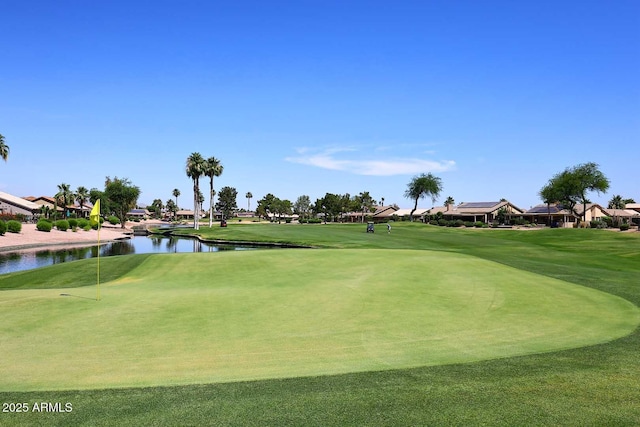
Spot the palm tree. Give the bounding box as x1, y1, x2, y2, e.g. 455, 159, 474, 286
404, 173, 443, 222
75, 186, 89, 218
203, 157, 223, 227
185, 153, 206, 230
608, 195, 624, 210
246, 192, 253, 212
151, 199, 164, 219
55, 183, 73, 218
0, 134, 9, 162
444, 196, 455, 208
358, 191, 374, 223
172, 188, 180, 209
165, 199, 176, 221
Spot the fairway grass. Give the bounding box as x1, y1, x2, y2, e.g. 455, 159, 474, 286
1, 249, 637, 392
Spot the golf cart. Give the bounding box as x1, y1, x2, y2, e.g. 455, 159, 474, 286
366, 222, 374, 233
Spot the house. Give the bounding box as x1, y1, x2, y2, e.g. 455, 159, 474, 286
24, 196, 63, 217
601, 208, 640, 226
176, 210, 195, 220
572, 204, 639, 225
521, 204, 578, 227
23, 196, 93, 218
0, 191, 40, 220
574, 204, 608, 222
127, 208, 151, 220
625, 203, 640, 214
393, 208, 430, 220
372, 205, 399, 222
236, 211, 255, 218
344, 205, 399, 223
429, 201, 525, 224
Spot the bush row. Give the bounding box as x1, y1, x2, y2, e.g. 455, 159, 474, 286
0, 220, 22, 235
36, 218, 97, 232
299, 218, 323, 224
428, 219, 489, 228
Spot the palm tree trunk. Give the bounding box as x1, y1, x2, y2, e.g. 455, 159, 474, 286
209, 178, 214, 228
193, 180, 199, 230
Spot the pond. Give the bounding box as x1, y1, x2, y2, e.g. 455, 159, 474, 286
0, 235, 259, 275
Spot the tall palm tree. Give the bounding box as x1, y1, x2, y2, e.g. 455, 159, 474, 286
55, 183, 73, 218
404, 173, 443, 222
172, 188, 180, 209
0, 134, 9, 162
246, 192, 253, 212
203, 157, 223, 227
185, 153, 206, 230
75, 186, 89, 218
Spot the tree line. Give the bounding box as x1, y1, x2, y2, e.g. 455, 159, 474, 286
51, 178, 140, 229
539, 162, 634, 222
4, 130, 633, 228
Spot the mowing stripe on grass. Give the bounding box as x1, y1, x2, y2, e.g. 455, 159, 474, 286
1, 249, 638, 391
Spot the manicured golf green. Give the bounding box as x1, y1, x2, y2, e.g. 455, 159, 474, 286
2, 248, 637, 392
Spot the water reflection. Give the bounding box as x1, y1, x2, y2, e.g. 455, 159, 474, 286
0, 236, 258, 275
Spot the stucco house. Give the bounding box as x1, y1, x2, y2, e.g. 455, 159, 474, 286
127, 208, 151, 220
522, 204, 578, 227
572, 203, 639, 225
429, 201, 525, 224
393, 208, 430, 220
0, 191, 40, 220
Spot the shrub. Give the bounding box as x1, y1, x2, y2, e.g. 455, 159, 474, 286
453, 220, 464, 227
36, 220, 52, 232
513, 218, 527, 226
83, 224, 92, 231
429, 220, 439, 226
475, 221, 484, 228
438, 219, 448, 226
108, 216, 120, 225
0, 220, 6, 235
302, 218, 322, 224
620, 224, 630, 231
68, 218, 78, 229
77, 218, 89, 228
7, 220, 22, 233
56, 220, 69, 231
464, 221, 474, 228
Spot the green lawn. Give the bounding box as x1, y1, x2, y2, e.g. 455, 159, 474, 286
1, 223, 639, 426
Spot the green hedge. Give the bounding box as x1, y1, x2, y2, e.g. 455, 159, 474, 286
7, 220, 22, 233
56, 220, 70, 231
36, 220, 52, 232
0, 220, 6, 235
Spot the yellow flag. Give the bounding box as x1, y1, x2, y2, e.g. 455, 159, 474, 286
90, 199, 101, 226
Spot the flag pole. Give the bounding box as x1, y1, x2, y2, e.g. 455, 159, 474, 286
96, 219, 101, 301
90, 199, 102, 301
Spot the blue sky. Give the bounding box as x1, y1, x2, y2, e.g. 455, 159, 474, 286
1, 1, 638, 211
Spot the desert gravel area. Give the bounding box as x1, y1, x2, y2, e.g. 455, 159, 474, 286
0, 223, 134, 252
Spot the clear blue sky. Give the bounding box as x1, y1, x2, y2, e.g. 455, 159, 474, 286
1, 1, 638, 210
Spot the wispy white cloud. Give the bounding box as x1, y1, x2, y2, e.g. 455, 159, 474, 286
285, 147, 456, 176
